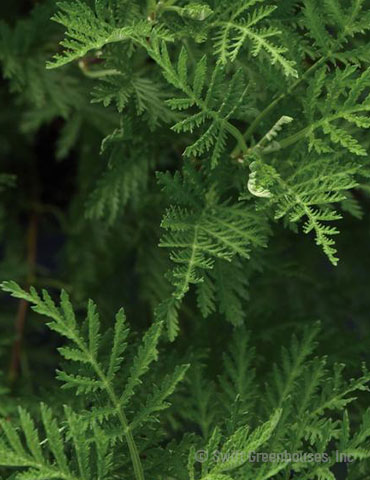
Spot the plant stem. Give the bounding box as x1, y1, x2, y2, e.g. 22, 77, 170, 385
265, 100, 370, 154
273, 125, 312, 151
78, 60, 122, 78
75, 339, 146, 480
231, 56, 327, 158
9, 212, 38, 384
147, 0, 157, 19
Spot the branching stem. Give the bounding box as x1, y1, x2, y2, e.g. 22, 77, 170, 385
231, 56, 327, 158
70, 333, 146, 480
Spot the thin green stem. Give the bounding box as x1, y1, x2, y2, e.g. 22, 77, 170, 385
68, 332, 145, 480
225, 122, 249, 154
176, 224, 199, 300
270, 102, 370, 153
146, 0, 157, 18
14, 288, 146, 480
155, 0, 180, 16
273, 125, 312, 151
92, 366, 145, 480
231, 56, 327, 158
78, 60, 122, 78
163, 5, 182, 14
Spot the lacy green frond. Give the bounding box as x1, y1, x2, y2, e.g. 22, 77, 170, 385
0, 403, 115, 480
192, 409, 282, 477
217, 328, 256, 431
3, 3, 370, 479
178, 358, 219, 440
2, 280, 370, 480
213, 0, 297, 77
0, 281, 188, 480
92, 74, 177, 127
197, 258, 250, 327
303, 0, 370, 61
46, 1, 172, 69
303, 66, 370, 156
0, 5, 82, 116
184, 323, 370, 480
155, 165, 268, 339
243, 156, 360, 265
147, 42, 250, 166
85, 127, 152, 224
160, 202, 266, 295
265, 321, 321, 409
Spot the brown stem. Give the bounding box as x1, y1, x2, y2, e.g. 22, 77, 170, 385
9, 211, 38, 384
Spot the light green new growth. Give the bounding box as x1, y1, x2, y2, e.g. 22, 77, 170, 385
213, 0, 298, 77
243, 157, 360, 265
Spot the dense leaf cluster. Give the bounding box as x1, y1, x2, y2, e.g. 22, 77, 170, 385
1, 1, 370, 479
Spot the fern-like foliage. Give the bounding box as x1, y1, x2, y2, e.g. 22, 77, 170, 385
189, 409, 283, 480
147, 42, 250, 166
303, 0, 370, 64
156, 165, 268, 339
242, 155, 359, 265
196, 258, 250, 327
213, 0, 297, 77
0, 281, 188, 480
177, 355, 219, 440
176, 323, 370, 480
3, 4, 370, 479
46, 1, 162, 69
0, 3, 82, 117
160, 200, 264, 297
92, 73, 176, 128
301, 66, 370, 156
0, 404, 115, 480
2, 282, 370, 480
85, 125, 153, 224
218, 327, 256, 427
